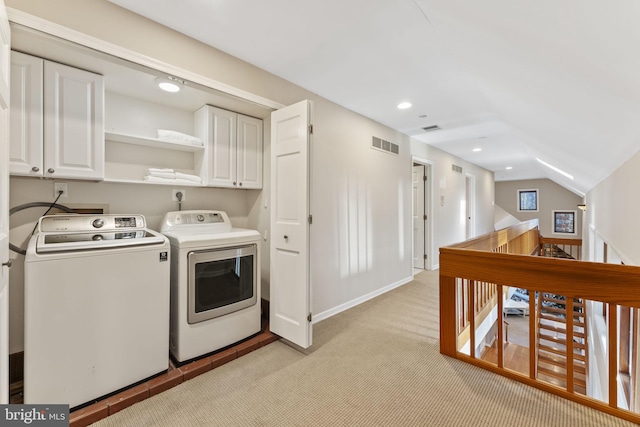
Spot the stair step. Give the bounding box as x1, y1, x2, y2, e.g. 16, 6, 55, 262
538, 344, 587, 361
538, 354, 586, 374
539, 313, 585, 327
538, 323, 586, 338
538, 334, 587, 350
537, 367, 587, 388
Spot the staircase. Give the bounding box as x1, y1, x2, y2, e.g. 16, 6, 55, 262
536, 293, 588, 394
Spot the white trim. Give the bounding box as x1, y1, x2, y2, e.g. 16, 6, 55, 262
7, 7, 286, 111
312, 276, 413, 324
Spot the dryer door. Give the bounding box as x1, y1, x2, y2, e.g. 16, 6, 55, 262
188, 244, 257, 324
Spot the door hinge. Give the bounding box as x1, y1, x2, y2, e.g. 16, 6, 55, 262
424, 254, 428, 260
423, 175, 427, 181
308, 215, 313, 224
423, 214, 427, 220
307, 313, 312, 322
308, 124, 313, 134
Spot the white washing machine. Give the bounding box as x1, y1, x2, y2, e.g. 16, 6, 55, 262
161, 210, 261, 363
24, 214, 170, 408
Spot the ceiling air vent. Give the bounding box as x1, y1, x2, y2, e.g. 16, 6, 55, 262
452, 164, 463, 174
371, 136, 399, 156
422, 125, 441, 132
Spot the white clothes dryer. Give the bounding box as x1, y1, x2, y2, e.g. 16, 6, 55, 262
161, 210, 261, 363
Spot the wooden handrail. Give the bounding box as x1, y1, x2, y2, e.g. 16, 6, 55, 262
439, 221, 640, 424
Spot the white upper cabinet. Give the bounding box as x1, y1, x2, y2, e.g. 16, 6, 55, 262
196, 105, 263, 189
10, 51, 104, 180
237, 114, 263, 189
9, 51, 43, 176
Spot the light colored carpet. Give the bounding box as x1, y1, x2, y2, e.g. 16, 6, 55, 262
94, 270, 633, 426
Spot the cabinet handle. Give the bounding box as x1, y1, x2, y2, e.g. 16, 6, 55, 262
239, 182, 243, 187
284, 235, 289, 240
233, 181, 237, 186
31, 166, 39, 172
47, 168, 55, 174
2, 260, 12, 268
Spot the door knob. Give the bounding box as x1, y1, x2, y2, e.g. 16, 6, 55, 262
284, 235, 289, 240
47, 168, 55, 174
31, 166, 39, 172
2, 260, 12, 268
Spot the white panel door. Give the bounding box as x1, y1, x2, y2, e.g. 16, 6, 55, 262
43, 60, 104, 180
9, 51, 43, 177
237, 114, 263, 189
0, 0, 11, 404
270, 100, 312, 348
412, 165, 425, 269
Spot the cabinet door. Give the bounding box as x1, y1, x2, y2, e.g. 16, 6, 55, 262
9, 51, 43, 177
237, 114, 263, 189
207, 106, 237, 188
43, 61, 104, 180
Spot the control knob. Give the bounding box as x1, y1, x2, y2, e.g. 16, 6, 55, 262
92, 218, 105, 228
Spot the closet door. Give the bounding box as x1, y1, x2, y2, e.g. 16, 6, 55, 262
0, 0, 11, 405
270, 100, 312, 349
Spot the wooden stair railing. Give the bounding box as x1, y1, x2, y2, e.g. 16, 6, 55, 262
440, 219, 640, 424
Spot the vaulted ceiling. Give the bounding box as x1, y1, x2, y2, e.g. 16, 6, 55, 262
109, 0, 640, 196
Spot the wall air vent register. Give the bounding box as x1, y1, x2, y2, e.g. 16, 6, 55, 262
372, 136, 399, 155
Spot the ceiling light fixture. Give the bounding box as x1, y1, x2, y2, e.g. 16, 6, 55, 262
505, 166, 513, 170
472, 148, 482, 152
397, 102, 412, 109
156, 76, 184, 93
535, 157, 574, 180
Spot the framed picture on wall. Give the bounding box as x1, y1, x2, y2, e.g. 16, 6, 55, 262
517, 189, 538, 212
553, 210, 577, 235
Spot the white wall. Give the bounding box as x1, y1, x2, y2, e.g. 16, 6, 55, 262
584, 150, 640, 266
311, 97, 413, 319
495, 178, 583, 239
4, 0, 426, 349
410, 139, 495, 267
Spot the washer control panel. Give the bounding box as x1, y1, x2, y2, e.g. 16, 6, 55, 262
39, 214, 147, 232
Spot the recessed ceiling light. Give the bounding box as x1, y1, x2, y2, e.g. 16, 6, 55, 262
505, 166, 513, 170
472, 148, 482, 152
397, 102, 412, 109
418, 114, 427, 118
156, 76, 183, 93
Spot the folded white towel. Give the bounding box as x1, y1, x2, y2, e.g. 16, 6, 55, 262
175, 172, 202, 183
157, 129, 203, 146
148, 171, 176, 179
148, 168, 175, 174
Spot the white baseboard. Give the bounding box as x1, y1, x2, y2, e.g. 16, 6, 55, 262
312, 275, 413, 324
